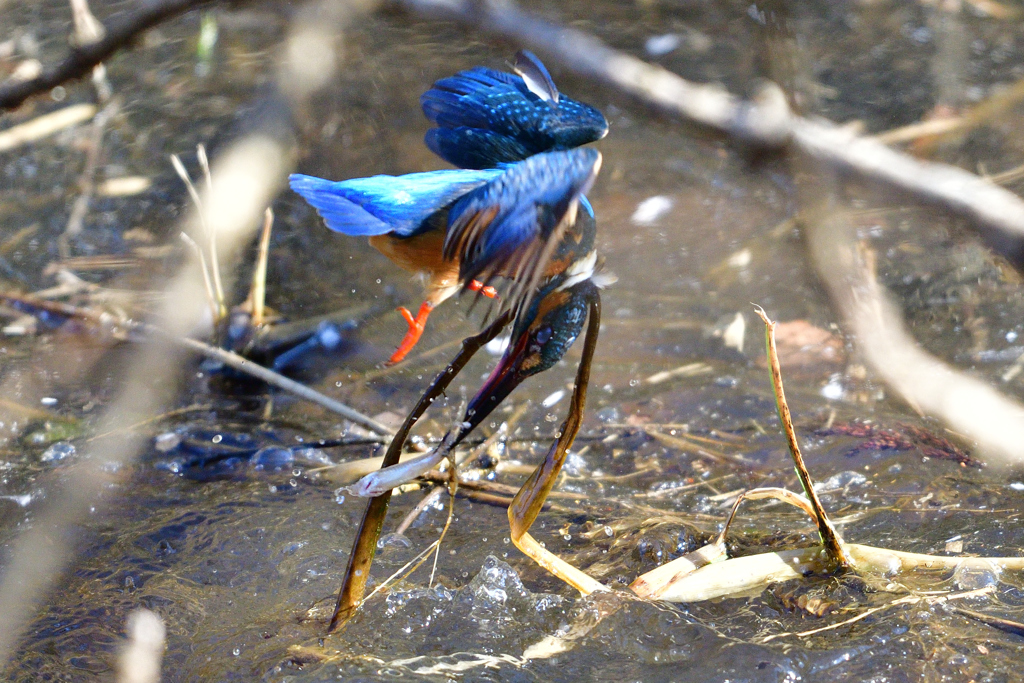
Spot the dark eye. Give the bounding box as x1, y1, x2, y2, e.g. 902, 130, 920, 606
535, 326, 553, 345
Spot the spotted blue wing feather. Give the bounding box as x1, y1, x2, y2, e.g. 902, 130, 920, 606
289, 169, 500, 237
444, 148, 602, 315
421, 52, 608, 169
424, 128, 532, 171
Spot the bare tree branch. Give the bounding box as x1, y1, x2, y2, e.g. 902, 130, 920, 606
398, 0, 1024, 264
0, 0, 217, 111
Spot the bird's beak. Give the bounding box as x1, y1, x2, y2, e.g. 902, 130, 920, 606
463, 329, 533, 432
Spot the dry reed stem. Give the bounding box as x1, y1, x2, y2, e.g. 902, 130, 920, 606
755, 306, 851, 569
0, 103, 97, 152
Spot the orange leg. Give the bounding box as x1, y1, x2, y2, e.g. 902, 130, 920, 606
388, 301, 434, 365
467, 279, 498, 298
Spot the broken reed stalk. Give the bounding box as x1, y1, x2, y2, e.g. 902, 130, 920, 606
249, 208, 274, 327
506, 295, 607, 597
329, 311, 513, 632
754, 305, 852, 569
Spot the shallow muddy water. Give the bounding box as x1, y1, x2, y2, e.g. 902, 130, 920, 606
4, 0, 1024, 680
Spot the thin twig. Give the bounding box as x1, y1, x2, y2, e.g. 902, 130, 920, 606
59, 98, 119, 259
0, 290, 394, 437
179, 232, 218, 322
69, 0, 112, 102
151, 328, 394, 436
0, 104, 97, 152
429, 466, 458, 588
761, 586, 995, 642
394, 486, 444, 535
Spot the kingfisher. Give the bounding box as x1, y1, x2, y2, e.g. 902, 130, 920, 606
290, 52, 607, 364
329, 160, 612, 624
315, 53, 613, 624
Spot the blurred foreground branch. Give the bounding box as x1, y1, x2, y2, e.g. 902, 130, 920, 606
399, 0, 1024, 264
0, 0, 380, 662
805, 203, 1024, 466
0, 134, 289, 664
0, 0, 222, 110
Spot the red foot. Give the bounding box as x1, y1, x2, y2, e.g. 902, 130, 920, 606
467, 279, 498, 298
388, 301, 434, 365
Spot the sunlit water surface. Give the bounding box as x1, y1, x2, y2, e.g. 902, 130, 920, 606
4, 0, 1024, 680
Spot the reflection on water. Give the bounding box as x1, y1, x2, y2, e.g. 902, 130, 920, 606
4, 0, 1024, 680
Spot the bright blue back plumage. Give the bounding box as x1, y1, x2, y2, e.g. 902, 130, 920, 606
444, 148, 602, 301
421, 51, 608, 170
289, 169, 500, 238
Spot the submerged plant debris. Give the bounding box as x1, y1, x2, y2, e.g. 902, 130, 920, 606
4, 0, 1024, 681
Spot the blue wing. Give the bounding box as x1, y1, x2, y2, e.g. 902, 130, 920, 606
289, 169, 501, 238
420, 52, 608, 169
424, 128, 531, 171
444, 148, 602, 314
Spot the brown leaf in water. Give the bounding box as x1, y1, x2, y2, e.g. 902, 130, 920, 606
758, 320, 845, 368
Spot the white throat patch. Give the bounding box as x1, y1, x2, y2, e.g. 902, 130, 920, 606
557, 250, 597, 291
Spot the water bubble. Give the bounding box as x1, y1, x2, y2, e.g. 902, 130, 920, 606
211, 434, 223, 444
542, 390, 566, 408
232, 648, 240, 656
153, 432, 181, 453
333, 488, 346, 505
377, 533, 411, 550
629, 378, 640, 387
252, 447, 293, 471
814, 471, 868, 493
41, 442, 75, 463
645, 33, 681, 56
953, 560, 1001, 591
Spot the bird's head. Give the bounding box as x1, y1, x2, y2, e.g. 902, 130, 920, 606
462, 277, 599, 432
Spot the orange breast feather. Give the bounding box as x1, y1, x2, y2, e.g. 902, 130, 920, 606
368, 231, 459, 292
